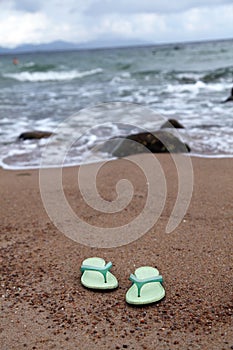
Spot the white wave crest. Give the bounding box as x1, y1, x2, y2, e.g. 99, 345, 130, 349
3, 68, 103, 82
166, 80, 229, 94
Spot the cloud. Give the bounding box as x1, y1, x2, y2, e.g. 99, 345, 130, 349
0, 8, 50, 47
84, 0, 233, 15
88, 5, 233, 43
13, 0, 43, 13
0, 0, 232, 48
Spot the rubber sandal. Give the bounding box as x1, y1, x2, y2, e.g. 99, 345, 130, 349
126, 266, 165, 305
80, 257, 118, 290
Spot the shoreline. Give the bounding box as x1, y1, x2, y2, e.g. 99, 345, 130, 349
1, 152, 233, 171
1, 154, 233, 349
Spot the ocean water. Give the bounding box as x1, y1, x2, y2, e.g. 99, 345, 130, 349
0, 39, 233, 169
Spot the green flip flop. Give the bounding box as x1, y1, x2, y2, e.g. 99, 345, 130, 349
80, 257, 118, 290
126, 266, 165, 305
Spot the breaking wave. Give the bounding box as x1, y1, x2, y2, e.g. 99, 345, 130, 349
3, 68, 103, 82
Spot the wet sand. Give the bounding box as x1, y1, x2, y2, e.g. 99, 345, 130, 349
0, 155, 233, 349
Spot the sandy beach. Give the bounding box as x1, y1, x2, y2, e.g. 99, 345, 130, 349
1, 155, 233, 350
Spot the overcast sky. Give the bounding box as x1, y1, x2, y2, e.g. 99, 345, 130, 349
0, 0, 233, 47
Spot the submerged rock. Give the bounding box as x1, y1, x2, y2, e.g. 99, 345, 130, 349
160, 119, 185, 129
100, 131, 190, 157
18, 131, 54, 140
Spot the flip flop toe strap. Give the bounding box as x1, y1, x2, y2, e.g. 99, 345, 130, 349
81, 261, 113, 283
129, 274, 163, 297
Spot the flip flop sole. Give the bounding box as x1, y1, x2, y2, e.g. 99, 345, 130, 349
126, 266, 165, 305
81, 257, 118, 290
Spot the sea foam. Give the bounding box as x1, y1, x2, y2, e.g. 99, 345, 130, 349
3, 68, 103, 82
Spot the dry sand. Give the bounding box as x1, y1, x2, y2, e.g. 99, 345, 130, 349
0, 155, 233, 350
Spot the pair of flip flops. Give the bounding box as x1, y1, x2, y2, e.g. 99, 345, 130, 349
80, 257, 165, 305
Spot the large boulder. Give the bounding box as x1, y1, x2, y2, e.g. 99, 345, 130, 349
18, 131, 54, 140
99, 131, 190, 157
160, 119, 185, 129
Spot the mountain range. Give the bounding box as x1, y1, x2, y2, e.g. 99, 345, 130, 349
0, 39, 151, 54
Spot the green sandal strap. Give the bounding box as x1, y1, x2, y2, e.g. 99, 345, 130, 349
129, 274, 163, 297
80, 261, 113, 283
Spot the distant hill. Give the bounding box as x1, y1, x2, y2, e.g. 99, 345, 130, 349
0, 39, 152, 54
0, 41, 79, 54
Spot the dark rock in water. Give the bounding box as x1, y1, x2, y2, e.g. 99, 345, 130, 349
102, 131, 190, 157
18, 131, 54, 140
222, 87, 233, 103
161, 119, 185, 129
96, 138, 121, 154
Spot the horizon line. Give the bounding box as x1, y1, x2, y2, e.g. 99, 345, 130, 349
1, 36, 233, 55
